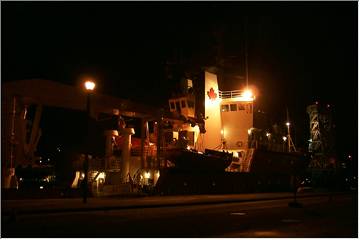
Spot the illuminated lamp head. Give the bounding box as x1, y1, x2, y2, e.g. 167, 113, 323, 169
243, 89, 252, 98
84, 80, 96, 91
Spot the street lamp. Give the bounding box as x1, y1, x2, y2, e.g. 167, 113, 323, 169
83, 80, 95, 203
85, 81, 96, 91
282, 136, 287, 152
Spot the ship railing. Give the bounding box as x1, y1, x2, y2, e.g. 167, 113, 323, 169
218, 90, 244, 99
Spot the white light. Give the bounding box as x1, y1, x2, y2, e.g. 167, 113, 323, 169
243, 89, 253, 99
282, 136, 287, 142
81, 173, 85, 179
96, 172, 106, 181
84, 80, 96, 91
187, 146, 191, 150
39, 186, 44, 189
286, 122, 290, 126
266, 132, 271, 137
173, 132, 179, 140
144, 172, 151, 179
39, 160, 42, 163
248, 128, 252, 135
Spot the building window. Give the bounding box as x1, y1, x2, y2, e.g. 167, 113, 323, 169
170, 102, 175, 110
238, 104, 245, 110
221, 104, 229, 112
181, 100, 186, 108
230, 104, 237, 111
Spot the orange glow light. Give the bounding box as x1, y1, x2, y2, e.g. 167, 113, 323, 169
84, 81, 96, 91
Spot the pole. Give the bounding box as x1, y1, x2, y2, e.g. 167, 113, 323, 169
287, 124, 290, 153
140, 118, 145, 169
10, 96, 17, 170
83, 93, 91, 203
244, 18, 249, 88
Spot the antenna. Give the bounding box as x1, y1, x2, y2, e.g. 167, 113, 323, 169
244, 16, 249, 88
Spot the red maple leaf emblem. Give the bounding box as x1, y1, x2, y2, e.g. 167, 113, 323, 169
207, 87, 217, 100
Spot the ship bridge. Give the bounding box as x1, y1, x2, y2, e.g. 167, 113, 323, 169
217, 89, 254, 153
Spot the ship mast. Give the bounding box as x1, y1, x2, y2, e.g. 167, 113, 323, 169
244, 16, 249, 88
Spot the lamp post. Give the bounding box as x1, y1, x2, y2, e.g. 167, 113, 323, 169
286, 122, 291, 152
282, 136, 287, 152
83, 80, 95, 203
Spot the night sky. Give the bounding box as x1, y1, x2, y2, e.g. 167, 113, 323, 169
3, 2, 358, 159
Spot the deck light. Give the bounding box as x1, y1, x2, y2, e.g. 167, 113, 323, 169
144, 172, 151, 179
243, 89, 253, 99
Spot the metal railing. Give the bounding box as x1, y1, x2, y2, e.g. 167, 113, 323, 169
218, 90, 244, 99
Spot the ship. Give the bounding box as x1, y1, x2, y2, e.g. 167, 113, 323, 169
154, 70, 309, 195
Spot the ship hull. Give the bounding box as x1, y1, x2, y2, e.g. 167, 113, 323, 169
156, 149, 308, 195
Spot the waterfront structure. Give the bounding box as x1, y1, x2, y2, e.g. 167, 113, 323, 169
1, 79, 159, 193
307, 103, 336, 168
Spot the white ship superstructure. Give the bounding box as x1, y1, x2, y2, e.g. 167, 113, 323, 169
202, 70, 254, 153
219, 89, 254, 152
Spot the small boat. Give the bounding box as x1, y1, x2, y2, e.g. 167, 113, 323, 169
166, 148, 233, 173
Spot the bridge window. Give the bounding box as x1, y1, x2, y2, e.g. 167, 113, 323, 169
238, 104, 245, 110
230, 104, 237, 111
170, 101, 175, 110
175, 101, 181, 112
245, 104, 253, 114
181, 100, 186, 108
187, 100, 194, 108
221, 104, 229, 112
